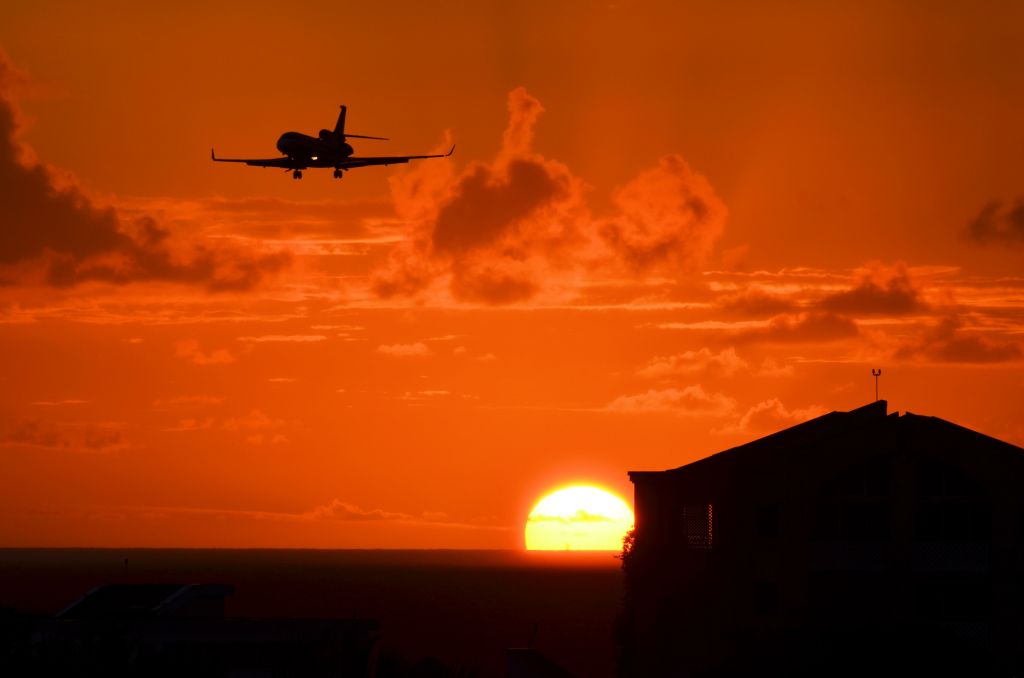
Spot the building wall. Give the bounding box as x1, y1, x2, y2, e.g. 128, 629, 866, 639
622, 406, 1024, 677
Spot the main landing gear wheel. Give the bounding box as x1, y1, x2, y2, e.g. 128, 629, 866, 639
292, 170, 303, 180
333, 169, 343, 179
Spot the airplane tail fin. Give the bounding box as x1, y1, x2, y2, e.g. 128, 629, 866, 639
333, 105, 347, 137
332, 105, 388, 141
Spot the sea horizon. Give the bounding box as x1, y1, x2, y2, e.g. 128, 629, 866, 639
0, 546, 624, 676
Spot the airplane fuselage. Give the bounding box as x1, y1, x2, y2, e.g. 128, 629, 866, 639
275, 132, 354, 168
212, 105, 453, 180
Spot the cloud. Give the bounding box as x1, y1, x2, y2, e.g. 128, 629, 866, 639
112, 499, 508, 530
638, 348, 795, 379
163, 417, 216, 432
605, 385, 736, 416
894, 315, 1022, 364
717, 399, 827, 435
818, 263, 926, 315
149, 195, 395, 241
714, 286, 797, 316
2, 419, 128, 453
400, 390, 452, 399
163, 408, 291, 444
175, 339, 235, 365
0, 50, 289, 290
373, 87, 725, 305
757, 357, 795, 377
598, 154, 725, 273
238, 334, 327, 343
303, 499, 415, 522
527, 509, 617, 524
737, 311, 859, 343
638, 347, 749, 378
222, 409, 288, 445
377, 342, 432, 357
966, 198, 1024, 247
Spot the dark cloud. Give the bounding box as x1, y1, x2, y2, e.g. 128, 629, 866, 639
2, 419, 128, 453
894, 315, 1021, 364
373, 87, 726, 305
449, 258, 539, 304
0, 51, 289, 290
432, 159, 571, 254
818, 264, 925, 315
598, 154, 725, 273
966, 199, 1024, 247
305, 499, 416, 522
737, 311, 859, 343
715, 286, 797, 316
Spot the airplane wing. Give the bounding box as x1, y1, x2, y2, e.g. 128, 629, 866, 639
210, 149, 298, 168
338, 145, 455, 169
210, 145, 454, 170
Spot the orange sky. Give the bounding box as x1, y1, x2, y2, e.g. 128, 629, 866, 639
0, 0, 1022, 548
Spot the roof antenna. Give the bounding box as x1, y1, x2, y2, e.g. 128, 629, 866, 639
871, 368, 881, 402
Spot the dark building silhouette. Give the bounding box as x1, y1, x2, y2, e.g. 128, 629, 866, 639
506, 647, 574, 678
619, 401, 1024, 677
7, 582, 380, 677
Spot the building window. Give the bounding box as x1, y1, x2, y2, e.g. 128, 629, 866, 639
683, 503, 713, 549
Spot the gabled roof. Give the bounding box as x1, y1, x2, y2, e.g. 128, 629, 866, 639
57, 583, 234, 620
629, 400, 1023, 479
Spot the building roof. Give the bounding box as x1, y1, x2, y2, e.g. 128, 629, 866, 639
629, 400, 1023, 479
57, 583, 234, 620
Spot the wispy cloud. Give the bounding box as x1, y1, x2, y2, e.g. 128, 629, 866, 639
605, 385, 736, 416
894, 315, 1022, 364
638, 347, 748, 378
715, 399, 827, 435
238, 334, 327, 343
175, 339, 235, 365
101, 499, 510, 531
2, 419, 128, 453
637, 348, 794, 379
527, 509, 618, 524
152, 395, 224, 408
377, 342, 432, 357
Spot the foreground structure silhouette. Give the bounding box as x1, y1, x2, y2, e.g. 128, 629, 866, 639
9, 583, 381, 676
620, 401, 1024, 677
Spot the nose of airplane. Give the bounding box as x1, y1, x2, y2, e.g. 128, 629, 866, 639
275, 135, 289, 155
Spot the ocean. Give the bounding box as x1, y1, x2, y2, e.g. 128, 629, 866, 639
0, 548, 624, 676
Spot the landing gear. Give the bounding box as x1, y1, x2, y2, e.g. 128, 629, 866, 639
333, 169, 343, 179
292, 170, 303, 180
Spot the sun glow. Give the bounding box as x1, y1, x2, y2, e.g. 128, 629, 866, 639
525, 485, 634, 551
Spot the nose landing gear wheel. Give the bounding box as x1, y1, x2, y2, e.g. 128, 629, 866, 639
333, 169, 343, 179
292, 170, 302, 180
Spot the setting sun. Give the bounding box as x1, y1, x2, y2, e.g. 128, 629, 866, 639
525, 486, 634, 551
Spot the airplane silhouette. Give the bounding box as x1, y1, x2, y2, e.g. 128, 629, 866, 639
212, 106, 454, 180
